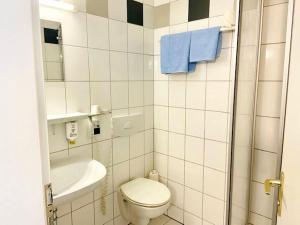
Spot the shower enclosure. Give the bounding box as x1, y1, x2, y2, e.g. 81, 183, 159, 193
228, 0, 264, 224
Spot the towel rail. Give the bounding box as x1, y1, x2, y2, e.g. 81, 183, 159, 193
220, 26, 236, 32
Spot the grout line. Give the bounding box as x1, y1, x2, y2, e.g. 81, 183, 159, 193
142, 20, 147, 177
249, 211, 273, 220
263, 2, 289, 8
126, 22, 131, 184
253, 148, 279, 155
182, 64, 188, 225
261, 41, 287, 45
258, 80, 284, 82
255, 115, 280, 119
153, 127, 229, 144
261, 41, 286, 46
106, 15, 119, 225
201, 30, 208, 225
154, 104, 230, 114
151, 22, 155, 174
165, 24, 170, 217
50, 130, 156, 157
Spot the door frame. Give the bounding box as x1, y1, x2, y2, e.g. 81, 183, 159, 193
31, 0, 51, 187
0, 0, 50, 224
272, 0, 295, 223
32, 0, 52, 223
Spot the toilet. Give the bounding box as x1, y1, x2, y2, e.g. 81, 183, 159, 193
117, 178, 171, 225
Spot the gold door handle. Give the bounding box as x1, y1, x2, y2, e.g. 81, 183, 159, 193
264, 172, 284, 216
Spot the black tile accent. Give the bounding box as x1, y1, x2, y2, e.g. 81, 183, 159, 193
44, 28, 59, 44
127, 0, 143, 26
188, 0, 210, 22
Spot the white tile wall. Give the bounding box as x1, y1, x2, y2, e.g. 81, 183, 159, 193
249, 212, 272, 225
185, 136, 204, 165
186, 82, 206, 109
169, 107, 185, 134
109, 20, 128, 51
209, 0, 235, 17
88, 49, 110, 81
185, 162, 203, 191
128, 24, 144, 53
45, 82, 66, 115
184, 212, 203, 225
110, 51, 128, 80
87, 14, 109, 49
262, 3, 288, 44
184, 187, 203, 218
170, 0, 188, 25
256, 82, 282, 117
250, 182, 275, 218
203, 167, 226, 200
186, 109, 205, 137
108, 0, 127, 22
111, 82, 129, 109
64, 46, 89, 81
259, 43, 285, 81
65, 82, 90, 112
252, 149, 277, 183
154, 81, 169, 105
128, 54, 144, 80
41, 1, 154, 224
204, 140, 227, 172
154, 129, 168, 154
169, 132, 185, 159
90, 82, 111, 110
144, 5, 154, 28
154, 106, 169, 130
203, 195, 224, 225
250, 2, 288, 223
153, 5, 236, 224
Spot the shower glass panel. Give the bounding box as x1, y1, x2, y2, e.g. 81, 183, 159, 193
228, 0, 262, 224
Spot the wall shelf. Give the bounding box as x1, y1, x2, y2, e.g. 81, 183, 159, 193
47, 112, 89, 125
47, 111, 111, 125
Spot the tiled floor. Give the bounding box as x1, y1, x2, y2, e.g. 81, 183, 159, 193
149, 215, 182, 225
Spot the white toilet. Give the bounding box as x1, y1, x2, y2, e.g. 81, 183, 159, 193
117, 178, 171, 225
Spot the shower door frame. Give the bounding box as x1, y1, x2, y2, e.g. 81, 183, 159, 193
228, 0, 297, 224
272, 0, 296, 223
227, 0, 265, 224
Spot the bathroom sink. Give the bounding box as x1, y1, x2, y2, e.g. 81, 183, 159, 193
50, 156, 107, 205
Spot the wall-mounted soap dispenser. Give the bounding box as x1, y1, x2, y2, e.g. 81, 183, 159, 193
66, 121, 78, 145
92, 119, 101, 136
90, 105, 103, 137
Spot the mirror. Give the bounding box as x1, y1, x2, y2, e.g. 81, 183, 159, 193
40, 20, 64, 81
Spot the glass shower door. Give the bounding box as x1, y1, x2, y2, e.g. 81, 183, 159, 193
228, 0, 263, 224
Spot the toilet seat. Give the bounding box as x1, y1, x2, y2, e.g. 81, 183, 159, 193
120, 178, 171, 208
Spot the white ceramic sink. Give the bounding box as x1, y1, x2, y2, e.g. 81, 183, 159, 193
50, 156, 107, 205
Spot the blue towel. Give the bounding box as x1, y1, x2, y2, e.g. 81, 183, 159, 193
160, 32, 196, 74
190, 27, 222, 62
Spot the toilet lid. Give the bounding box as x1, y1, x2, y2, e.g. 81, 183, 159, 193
120, 178, 171, 207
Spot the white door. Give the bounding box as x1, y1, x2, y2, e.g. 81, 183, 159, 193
0, 1, 49, 225
276, 0, 300, 224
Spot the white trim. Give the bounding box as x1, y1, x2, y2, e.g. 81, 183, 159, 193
39, 0, 77, 12
32, 0, 51, 186
274, 0, 295, 224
